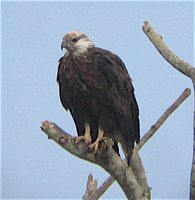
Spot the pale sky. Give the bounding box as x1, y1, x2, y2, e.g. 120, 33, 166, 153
1, 1, 194, 199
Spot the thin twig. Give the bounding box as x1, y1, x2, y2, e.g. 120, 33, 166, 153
137, 88, 191, 150
96, 176, 115, 199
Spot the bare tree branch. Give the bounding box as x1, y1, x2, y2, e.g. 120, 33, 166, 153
142, 21, 195, 80
142, 21, 195, 199
41, 122, 145, 199
130, 152, 151, 199
137, 88, 191, 151
82, 174, 98, 200
95, 176, 114, 199
190, 84, 195, 200
83, 153, 150, 200
84, 153, 150, 200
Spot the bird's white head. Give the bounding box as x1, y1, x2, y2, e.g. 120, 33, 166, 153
61, 31, 95, 56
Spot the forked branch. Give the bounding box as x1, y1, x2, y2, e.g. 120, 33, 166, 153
41, 121, 144, 199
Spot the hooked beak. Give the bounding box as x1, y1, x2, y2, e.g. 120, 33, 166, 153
61, 40, 67, 51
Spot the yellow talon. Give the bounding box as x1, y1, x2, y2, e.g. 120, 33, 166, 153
88, 127, 104, 151
74, 123, 92, 144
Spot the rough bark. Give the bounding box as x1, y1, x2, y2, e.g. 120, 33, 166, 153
41, 122, 145, 199
82, 174, 98, 200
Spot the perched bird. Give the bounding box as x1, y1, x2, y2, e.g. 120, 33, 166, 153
57, 31, 140, 165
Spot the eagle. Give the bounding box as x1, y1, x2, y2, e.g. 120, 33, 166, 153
57, 31, 140, 165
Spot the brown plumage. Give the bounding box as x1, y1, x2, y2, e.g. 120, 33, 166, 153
57, 31, 140, 165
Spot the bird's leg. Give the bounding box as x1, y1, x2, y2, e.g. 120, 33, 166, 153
75, 123, 92, 144
89, 127, 104, 151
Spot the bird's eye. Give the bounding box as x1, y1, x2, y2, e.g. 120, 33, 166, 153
72, 38, 78, 43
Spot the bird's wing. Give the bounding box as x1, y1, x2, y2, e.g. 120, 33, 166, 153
94, 48, 140, 144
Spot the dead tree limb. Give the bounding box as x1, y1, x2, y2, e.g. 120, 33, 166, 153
82, 174, 98, 200
137, 88, 191, 150
142, 21, 195, 199
41, 122, 145, 199
95, 176, 114, 199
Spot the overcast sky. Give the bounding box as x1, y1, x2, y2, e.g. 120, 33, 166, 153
1, 1, 194, 199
